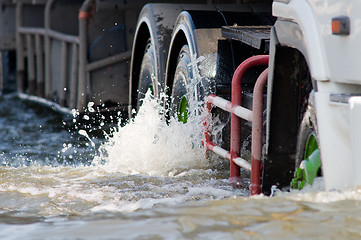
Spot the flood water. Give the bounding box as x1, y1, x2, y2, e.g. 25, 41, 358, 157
1, 93, 361, 239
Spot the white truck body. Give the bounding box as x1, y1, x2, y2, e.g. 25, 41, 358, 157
274, 0, 361, 190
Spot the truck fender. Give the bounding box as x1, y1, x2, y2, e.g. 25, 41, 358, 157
273, 0, 328, 82
273, 20, 317, 91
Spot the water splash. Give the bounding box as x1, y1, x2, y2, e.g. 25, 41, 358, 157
89, 53, 229, 177
94, 91, 210, 176
78, 130, 96, 147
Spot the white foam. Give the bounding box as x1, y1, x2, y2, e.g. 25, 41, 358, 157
94, 91, 209, 176
269, 177, 361, 205
186, 187, 235, 198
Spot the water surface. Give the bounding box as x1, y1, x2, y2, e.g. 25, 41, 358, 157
0, 94, 361, 239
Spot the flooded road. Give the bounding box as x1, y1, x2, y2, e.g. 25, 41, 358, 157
1, 94, 361, 239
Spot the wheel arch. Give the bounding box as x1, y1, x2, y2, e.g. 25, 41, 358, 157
273, 0, 329, 82
273, 19, 318, 90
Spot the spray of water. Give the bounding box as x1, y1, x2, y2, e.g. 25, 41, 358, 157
90, 53, 229, 176
93, 91, 210, 176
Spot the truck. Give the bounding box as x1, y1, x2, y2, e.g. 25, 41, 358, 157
0, 0, 359, 195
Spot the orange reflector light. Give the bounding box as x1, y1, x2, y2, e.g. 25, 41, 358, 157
332, 16, 350, 35
332, 21, 340, 34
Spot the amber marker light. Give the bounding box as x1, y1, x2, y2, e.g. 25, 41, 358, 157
332, 16, 350, 35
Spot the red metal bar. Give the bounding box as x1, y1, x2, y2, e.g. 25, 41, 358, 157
203, 96, 213, 145
250, 68, 268, 195
203, 55, 269, 194
230, 55, 269, 183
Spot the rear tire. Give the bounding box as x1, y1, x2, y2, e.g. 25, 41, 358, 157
137, 39, 155, 110
170, 45, 192, 123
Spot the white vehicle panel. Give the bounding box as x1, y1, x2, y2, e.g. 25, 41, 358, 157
273, 0, 361, 84
315, 91, 353, 190
274, 0, 361, 190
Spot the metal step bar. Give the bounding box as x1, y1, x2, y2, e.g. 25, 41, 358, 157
204, 55, 269, 195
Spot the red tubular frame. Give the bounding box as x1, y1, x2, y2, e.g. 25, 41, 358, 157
204, 55, 269, 195
250, 68, 268, 194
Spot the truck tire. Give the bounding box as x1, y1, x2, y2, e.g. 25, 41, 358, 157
291, 97, 322, 189
170, 45, 192, 123
137, 39, 155, 109
129, 4, 184, 117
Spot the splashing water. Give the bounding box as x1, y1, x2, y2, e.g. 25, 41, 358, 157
93, 53, 231, 176
94, 92, 209, 176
